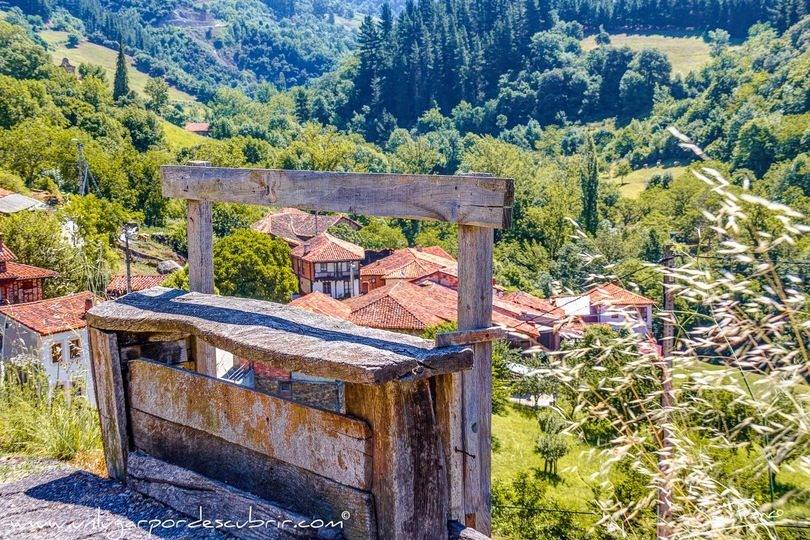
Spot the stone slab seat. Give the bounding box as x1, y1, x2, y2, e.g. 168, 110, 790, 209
86, 286, 474, 384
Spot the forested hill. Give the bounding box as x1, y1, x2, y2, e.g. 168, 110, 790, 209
10, 0, 805, 102
10, 0, 364, 98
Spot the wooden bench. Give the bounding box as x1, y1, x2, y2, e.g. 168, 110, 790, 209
89, 165, 512, 538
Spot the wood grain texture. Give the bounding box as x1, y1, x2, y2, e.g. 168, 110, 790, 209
432, 372, 464, 522
88, 328, 128, 480
456, 225, 494, 534
345, 380, 448, 539
126, 452, 340, 539
128, 359, 372, 490
88, 287, 472, 384
130, 409, 376, 539
448, 520, 491, 540
435, 327, 506, 348
161, 166, 514, 229
186, 198, 216, 376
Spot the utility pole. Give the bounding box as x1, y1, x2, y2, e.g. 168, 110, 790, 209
121, 223, 138, 295
658, 243, 675, 540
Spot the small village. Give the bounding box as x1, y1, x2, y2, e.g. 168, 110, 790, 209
0, 201, 658, 413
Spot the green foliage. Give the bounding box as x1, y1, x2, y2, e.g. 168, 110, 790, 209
144, 77, 169, 114
212, 229, 298, 302
0, 362, 101, 461
0, 20, 49, 79
66, 31, 80, 48
113, 42, 129, 102
355, 218, 408, 249
212, 203, 265, 238
579, 133, 599, 234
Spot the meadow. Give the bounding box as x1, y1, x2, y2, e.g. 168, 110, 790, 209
39, 30, 196, 103
581, 31, 714, 75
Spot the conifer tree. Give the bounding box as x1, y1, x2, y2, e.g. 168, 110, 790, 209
113, 42, 130, 102
580, 133, 599, 235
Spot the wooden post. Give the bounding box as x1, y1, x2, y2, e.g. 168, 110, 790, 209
345, 380, 448, 539
186, 161, 216, 376
88, 328, 128, 480
456, 224, 494, 534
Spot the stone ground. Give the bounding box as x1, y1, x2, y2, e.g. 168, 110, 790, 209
0, 457, 228, 539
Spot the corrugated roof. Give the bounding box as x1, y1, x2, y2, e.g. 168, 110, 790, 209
0, 291, 95, 336
291, 233, 364, 262
0, 193, 46, 214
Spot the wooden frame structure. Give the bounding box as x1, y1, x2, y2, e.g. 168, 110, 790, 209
88, 165, 512, 538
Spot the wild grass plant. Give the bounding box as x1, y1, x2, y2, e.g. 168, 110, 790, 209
495, 165, 808, 538
0, 359, 101, 463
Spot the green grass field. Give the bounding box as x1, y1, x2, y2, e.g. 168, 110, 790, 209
161, 119, 207, 150
609, 164, 687, 198
581, 32, 712, 75
39, 30, 196, 103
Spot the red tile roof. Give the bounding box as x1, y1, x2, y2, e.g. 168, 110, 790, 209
292, 280, 543, 339
0, 262, 58, 281
289, 292, 352, 319
106, 274, 166, 297
291, 233, 364, 262
360, 247, 456, 281
498, 290, 565, 319
0, 291, 96, 336
0, 241, 16, 262
184, 122, 210, 133
587, 283, 655, 307
253, 210, 360, 246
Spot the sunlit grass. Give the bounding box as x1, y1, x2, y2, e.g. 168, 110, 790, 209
581, 31, 714, 75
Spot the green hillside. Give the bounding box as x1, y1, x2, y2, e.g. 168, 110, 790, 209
40, 30, 196, 103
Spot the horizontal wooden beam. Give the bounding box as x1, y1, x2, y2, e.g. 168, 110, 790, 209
161, 166, 514, 229
88, 287, 473, 384
128, 359, 373, 490
435, 327, 507, 348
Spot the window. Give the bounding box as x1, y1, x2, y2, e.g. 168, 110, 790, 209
51, 343, 63, 363
69, 339, 82, 360
322, 282, 332, 295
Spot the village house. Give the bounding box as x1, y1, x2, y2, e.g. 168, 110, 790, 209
183, 122, 210, 137
0, 291, 96, 404
359, 246, 456, 293
552, 282, 656, 336
253, 209, 364, 299
290, 233, 364, 299
0, 233, 58, 304
106, 274, 167, 299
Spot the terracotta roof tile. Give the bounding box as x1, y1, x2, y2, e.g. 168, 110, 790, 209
587, 283, 655, 307
253, 210, 359, 246
184, 122, 210, 133
291, 233, 364, 262
360, 247, 456, 280
0, 242, 16, 262
0, 261, 58, 280
106, 275, 167, 297
0, 291, 96, 335
290, 292, 352, 319
498, 290, 565, 319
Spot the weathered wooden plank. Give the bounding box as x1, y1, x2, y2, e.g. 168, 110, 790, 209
456, 225, 494, 534
130, 409, 376, 539
161, 166, 514, 229
186, 195, 216, 376
128, 359, 372, 490
345, 380, 448, 539
126, 452, 340, 539
435, 327, 506, 348
432, 373, 464, 522
88, 328, 128, 480
88, 287, 473, 384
